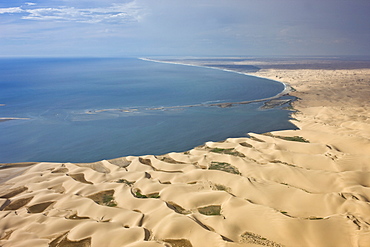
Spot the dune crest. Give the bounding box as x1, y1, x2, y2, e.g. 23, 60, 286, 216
1, 58, 370, 246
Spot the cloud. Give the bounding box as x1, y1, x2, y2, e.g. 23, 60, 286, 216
0, 7, 24, 14
0, 1, 144, 24
25, 2, 37, 6
1, 0, 369, 57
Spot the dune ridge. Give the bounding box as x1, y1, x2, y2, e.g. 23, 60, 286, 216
1, 58, 370, 246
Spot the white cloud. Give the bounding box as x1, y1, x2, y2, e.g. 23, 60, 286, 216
25, 2, 37, 6
0, 7, 24, 14
0, 1, 144, 24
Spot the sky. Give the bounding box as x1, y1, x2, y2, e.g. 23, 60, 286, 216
0, 0, 369, 57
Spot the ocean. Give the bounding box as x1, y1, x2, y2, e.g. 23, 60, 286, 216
0, 57, 296, 163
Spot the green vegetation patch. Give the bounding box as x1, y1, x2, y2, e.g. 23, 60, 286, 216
88, 190, 117, 207
102, 194, 117, 207
279, 210, 292, 217
263, 133, 309, 143
116, 178, 135, 186
210, 148, 227, 153
134, 190, 160, 199
209, 162, 241, 175
147, 193, 160, 198
198, 205, 222, 216
308, 216, 324, 220
278, 136, 309, 143
210, 148, 245, 157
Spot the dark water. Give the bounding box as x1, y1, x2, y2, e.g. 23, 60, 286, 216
0, 58, 296, 163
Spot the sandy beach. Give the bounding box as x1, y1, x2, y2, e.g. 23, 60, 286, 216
1, 57, 370, 247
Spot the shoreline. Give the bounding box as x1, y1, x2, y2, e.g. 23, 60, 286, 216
139, 57, 292, 105
80, 58, 292, 117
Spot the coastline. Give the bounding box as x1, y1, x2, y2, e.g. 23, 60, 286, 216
78, 57, 292, 120
1, 57, 370, 246
139, 57, 292, 106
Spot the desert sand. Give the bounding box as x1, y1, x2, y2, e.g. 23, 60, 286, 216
1, 58, 370, 247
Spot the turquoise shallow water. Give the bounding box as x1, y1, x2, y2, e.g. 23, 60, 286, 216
0, 58, 296, 163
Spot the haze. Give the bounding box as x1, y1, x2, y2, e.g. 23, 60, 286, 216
0, 0, 369, 57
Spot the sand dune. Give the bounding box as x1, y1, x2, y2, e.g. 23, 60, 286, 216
1, 58, 370, 246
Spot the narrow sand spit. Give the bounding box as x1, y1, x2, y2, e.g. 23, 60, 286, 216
1, 58, 370, 247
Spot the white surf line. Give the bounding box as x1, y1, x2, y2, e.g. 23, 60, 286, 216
138, 58, 292, 107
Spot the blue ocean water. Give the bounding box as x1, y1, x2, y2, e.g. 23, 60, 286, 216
0, 58, 296, 163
